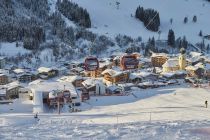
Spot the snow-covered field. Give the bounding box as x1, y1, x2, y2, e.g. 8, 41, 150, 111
0, 42, 30, 57
1, 85, 210, 139
72, 0, 210, 44
1, 117, 210, 140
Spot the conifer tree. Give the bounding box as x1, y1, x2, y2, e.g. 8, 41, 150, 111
168, 29, 175, 47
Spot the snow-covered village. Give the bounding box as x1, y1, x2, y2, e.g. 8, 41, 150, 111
1, 0, 210, 139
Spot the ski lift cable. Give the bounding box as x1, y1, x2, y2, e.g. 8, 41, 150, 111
144, 12, 159, 30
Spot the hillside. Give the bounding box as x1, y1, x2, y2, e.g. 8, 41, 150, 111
0, 0, 210, 67
72, 0, 210, 44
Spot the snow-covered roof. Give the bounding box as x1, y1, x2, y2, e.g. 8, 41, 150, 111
129, 73, 142, 80
194, 62, 204, 68
187, 56, 205, 63
57, 75, 83, 83
132, 52, 141, 57
113, 55, 121, 61
48, 90, 60, 99
151, 52, 168, 58
162, 59, 179, 67
139, 81, 166, 86
190, 52, 202, 57
38, 67, 53, 73
99, 61, 112, 68
13, 68, 25, 74
19, 88, 32, 93
161, 70, 187, 78
185, 66, 199, 71
118, 83, 134, 87
161, 72, 176, 78
82, 78, 104, 89
48, 92, 56, 99
0, 73, 7, 77
0, 69, 9, 75
0, 81, 21, 90
29, 79, 44, 86
107, 85, 121, 91
28, 81, 77, 96
51, 66, 67, 71
140, 58, 151, 63
71, 67, 84, 72
137, 71, 156, 78
101, 69, 125, 77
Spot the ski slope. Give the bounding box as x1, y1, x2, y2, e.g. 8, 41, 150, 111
1, 85, 210, 139
72, 0, 210, 44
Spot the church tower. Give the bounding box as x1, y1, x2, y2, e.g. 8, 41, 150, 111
179, 48, 186, 70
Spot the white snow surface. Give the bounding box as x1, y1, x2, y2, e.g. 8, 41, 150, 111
0, 42, 30, 57
1, 85, 210, 139
72, 0, 210, 44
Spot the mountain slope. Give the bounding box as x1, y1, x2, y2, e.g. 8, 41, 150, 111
72, 0, 210, 44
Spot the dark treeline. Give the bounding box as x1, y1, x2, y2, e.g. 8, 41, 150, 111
0, 0, 48, 50
57, 0, 91, 28
135, 6, 160, 32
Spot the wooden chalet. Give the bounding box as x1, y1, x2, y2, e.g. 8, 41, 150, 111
151, 53, 168, 67
38, 67, 58, 79
82, 79, 106, 96
101, 69, 129, 84
120, 55, 139, 70
5, 81, 22, 99
129, 73, 142, 84
70, 67, 84, 76
0, 74, 8, 85
90, 59, 112, 78
185, 65, 204, 78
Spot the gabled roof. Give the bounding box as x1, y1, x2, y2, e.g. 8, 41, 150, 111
161, 70, 187, 78
57, 75, 83, 83
13, 68, 25, 74
101, 69, 125, 77
136, 71, 157, 78
99, 61, 112, 68
0, 73, 7, 77
190, 52, 202, 57
0, 69, 9, 75
38, 67, 53, 73
187, 55, 205, 63
70, 67, 84, 72
151, 52, 168, 58
162, 59, 179, 67
28, 81, 77, 96
82, 78, 104, 89
185, 66, 200, 71
1, 81, 20, 90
